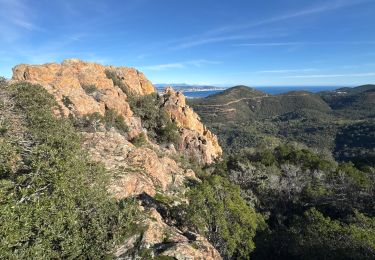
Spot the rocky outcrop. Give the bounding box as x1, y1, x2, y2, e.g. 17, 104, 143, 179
12, 59, 154, 137
115, 208, 222, 260
82, 130, 197, 198
11, 60, 222, 164
161, 87, 222, 164
82, 131, 220, 258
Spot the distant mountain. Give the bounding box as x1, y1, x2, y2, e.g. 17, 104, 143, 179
319, 84, 375, 118
190, 85, 331, 122
189, 84, 375, 166
155, 84, 227, 92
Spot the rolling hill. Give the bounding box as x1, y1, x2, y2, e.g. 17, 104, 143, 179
189, 85, 375, 166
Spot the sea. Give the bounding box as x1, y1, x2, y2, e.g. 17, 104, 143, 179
183, 86, 340, 99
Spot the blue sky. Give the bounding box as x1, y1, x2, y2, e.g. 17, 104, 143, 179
0, 0, 375, 86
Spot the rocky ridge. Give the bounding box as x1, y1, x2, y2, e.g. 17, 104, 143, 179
12, 59, 222, 163
11, 59, 222, 259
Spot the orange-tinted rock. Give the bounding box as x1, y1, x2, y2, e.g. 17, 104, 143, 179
115, 208, 222, 260
11, 59, 155, 137
82, 130, 197, 198
161, 87, 222, 164
106, 65, 155, 95
11, 60, 222, 164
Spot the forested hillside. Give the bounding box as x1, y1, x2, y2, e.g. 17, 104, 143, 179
190, 85, 375, 167
190, 84, 375, 259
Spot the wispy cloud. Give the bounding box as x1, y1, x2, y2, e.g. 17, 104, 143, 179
258, 68, 318, 73
9, 33, 91, 64
284, 72, 375, 78
235, 41, 375, 47
235, 42, 303, 47
142, 63, 186, 71
207, 0, 370, 36
0, 0, 44, 42
173, 35, 251, 50
172, 29, 291, 50
171, 33, 290, 50
170, 0, 370, 50
141, 59, 221, 71
186, 59, 221, 67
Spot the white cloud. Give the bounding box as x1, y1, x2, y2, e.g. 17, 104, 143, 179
186, 59, 221, 67
0, 0, 43, 42
206, 0, 370, 36
235, 41, 375, 47
284, 72, 375, 78
258, 69, 318, 73
141, 59, 221, 71
170, 0, 371, 50
142, 63, 186, 71
173, 35, 260, 50
235, 42, 303, 47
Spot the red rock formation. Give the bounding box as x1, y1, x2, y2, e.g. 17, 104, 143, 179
161, 87, 223, 164
12, 59, 152, 138
12, 59, 222, 165
82, 130, 197, 198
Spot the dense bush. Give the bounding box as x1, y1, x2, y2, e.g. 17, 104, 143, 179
73, 109, 129, 134
103, 72, 181, 146
287, 208, 375, 259
0, 82, 140, 258
220, 144, 374, 259
104, 108, 129, 134
253, 208, 375, 259
131, 132, 147, 147
82, 84, 102, 101
129, 93, 181, 146
186, 175, 264, 259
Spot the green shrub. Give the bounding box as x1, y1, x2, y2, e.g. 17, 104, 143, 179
0, 139, 19, 178
0, 123, 8, 136
73, 112, 104, 131
0, 82, 141, 258
104, 109, 129, 134
186, 175, 264, 259
72, 110, 129, 134
156, 120, 181, 146
288, 208, 375, 259
274, 144, 335, 171
129, 93, 181, 146
82, 85, 102, 102
82, 84, 98, 95
62, 95, 73, 109
131, 132, 147, 147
